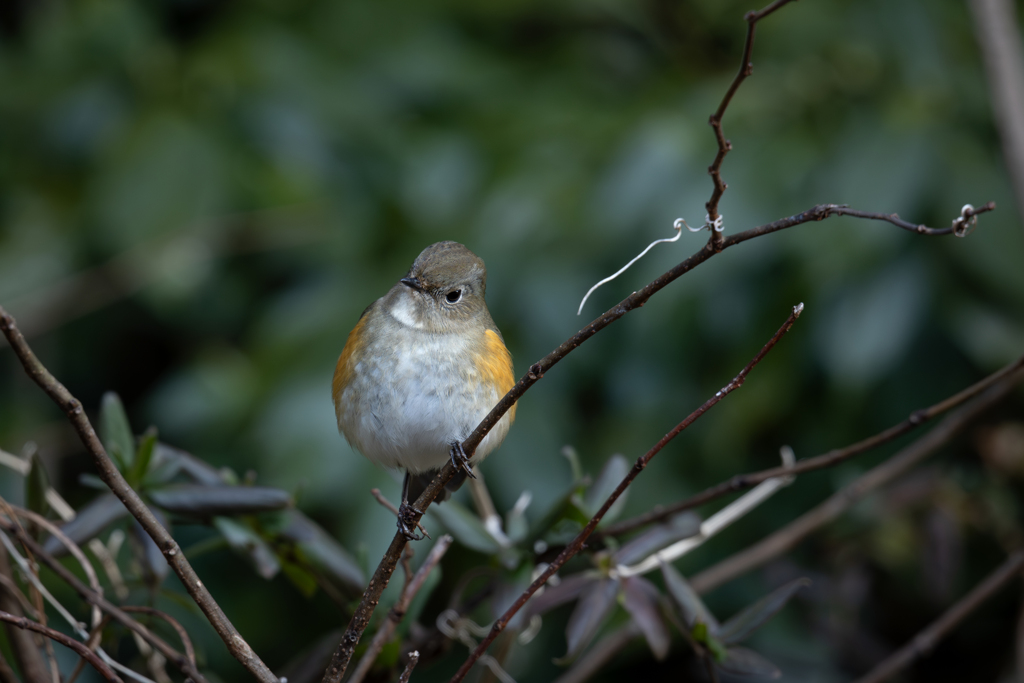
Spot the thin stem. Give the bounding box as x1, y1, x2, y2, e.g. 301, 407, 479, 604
689, 370, 1024, 594
319, 200, 993, 683
348, 536, 453, 683
0, 610, 122, 683
602, 351, 1024, 537
449, 304, 803, 683
854, 551, 1024, 683
398, 651, 420, 683
0, 307, 276, 683
121, 607, 197, 670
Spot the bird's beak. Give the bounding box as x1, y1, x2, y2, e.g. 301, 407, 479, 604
401, 277, 424, 292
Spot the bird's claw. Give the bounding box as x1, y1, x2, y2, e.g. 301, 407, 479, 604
449, 441, 477, 479
397, 501, 427, 541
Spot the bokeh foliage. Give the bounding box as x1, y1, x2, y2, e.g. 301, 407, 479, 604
2, 0, 1024, 680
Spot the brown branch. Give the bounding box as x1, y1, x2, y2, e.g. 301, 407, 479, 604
449, 304, 803, 683
0, 518, 208, 683
969, 0, 1024, 231
689, 370, 1024, 594
0, 610, 122, 683
370, 489, 430, 540
854, 551, 1024, 683
551, 622, 640, 683
121, 607, 197, 670
348, 536, 453, 683
705, 0, 799, 246
0, 307, 276, 683
319, 199, 994, 683
398, 651, 420, 683
0, 540, 49, 683
603, 351, 1024, 537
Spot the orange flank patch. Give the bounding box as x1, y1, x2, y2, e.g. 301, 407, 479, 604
333, 315, 368, 406
479, 328, 517, 422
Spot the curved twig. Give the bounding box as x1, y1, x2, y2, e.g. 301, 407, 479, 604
122, 607, 197, 670
0, 610, 122, 683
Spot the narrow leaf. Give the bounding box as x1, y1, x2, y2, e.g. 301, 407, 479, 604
25, 453, 51, 518
583, 454, 629, 522
149, 484, 291, 517
100, 392, 135, 470
524, 572, 595, 619
152, 443, 226, 485
130, 427, 157, 488
43, 494, 129, 557
613, 512, 701, 565
428, 499, 500, 554
661, 560, 719, 631
213, 516, 281, 580
719, 646, 781, 679
277, 510, 365, 591
717, 578, 811, 645
556, 577, 620, 664
621, 576, 670, 661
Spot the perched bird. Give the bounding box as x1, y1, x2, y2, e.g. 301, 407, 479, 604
332, 241, 516, 538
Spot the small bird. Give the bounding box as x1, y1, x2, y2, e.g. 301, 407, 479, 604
332, 241, 516, 539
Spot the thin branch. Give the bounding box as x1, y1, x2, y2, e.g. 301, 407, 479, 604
449, 304, 803, 683
854, 551, 1024, 683
689, 370, 1024, 594
121, 607, 197, 670
0, 610, 122, 683
603, 351, 1024, 537
0, 538, 49, 683
0, 518, 207, 683
551, 622, 640, 683
0, 307, 277, 683
370, 489, 430, 540
398, 651, 419, 683
348, 536, 453, 683
968, 0, 1024, 231
705, 0, 799, 245
319, 199, 993, 683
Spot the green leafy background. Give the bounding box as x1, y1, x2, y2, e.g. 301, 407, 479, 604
2, 0, 1023, 681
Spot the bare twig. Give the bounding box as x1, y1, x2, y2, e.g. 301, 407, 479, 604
689, 370, 1024, 594
349, 536, 453, 683
122, 607, 197, 670
449, 304, 803, 683
854, 551, 1024, 683
0, 539, 49, 683
0, 610, 122, 683
398, 651, 420, 683
0, 518, 207, 683
66, 615, 112, 683
552, 622, 640, 683
603, 351, 1024, 537
371, 489, 430, 540
0, 307, 276, 683
320, 200, 989, 683
969, 0, 1024, 230
705, 0, 799, 246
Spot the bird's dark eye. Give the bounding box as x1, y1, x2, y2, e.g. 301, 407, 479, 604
446, 289, 462, 303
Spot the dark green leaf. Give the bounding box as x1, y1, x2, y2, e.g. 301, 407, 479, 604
717, 578, 811, 645
661, 560, 718, 631
280, 559, 319, 597
129, 427, 157, 488
556, 577, 620, 664
213, 516, 281, 580
25, 453, 51, 518
582, 454, 629, 522
719, 646, 781, 678
621, 576, 670, 660
613, 513, 701, 565
43, 494, 129, 557
151, 443, 226, 486
149, 484, 291, 517
277, 510, 365, 592
428, 499, 500, 554
99, 392, 135, 471
691, 622, 728, 662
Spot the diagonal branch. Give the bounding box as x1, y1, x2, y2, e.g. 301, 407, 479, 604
448, 304, 804, 683
0, 610, 122, 683
689, 369, 1024, 594
854, 551, 1024, 683
319, 200, 995, 683
602, 351, 1024, 537
0, 308, 276, 683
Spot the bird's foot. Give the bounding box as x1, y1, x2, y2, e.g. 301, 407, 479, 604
397, 501, 428, 541
449, 441, 477, 479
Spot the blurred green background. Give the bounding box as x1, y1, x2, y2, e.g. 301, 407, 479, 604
2, 0, 1024, 681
